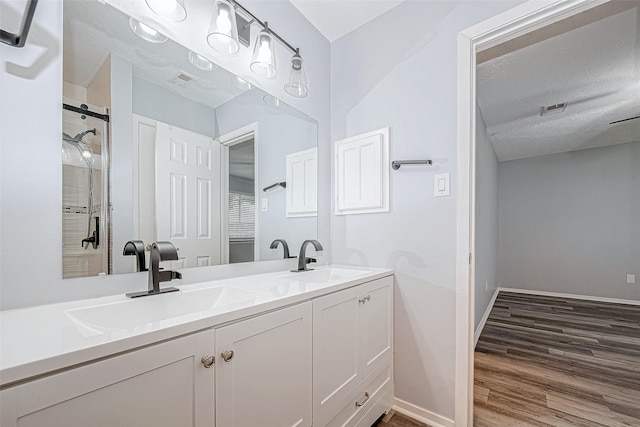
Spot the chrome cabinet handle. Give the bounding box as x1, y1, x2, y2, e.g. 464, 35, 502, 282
221, 350, 234, 362
201, 355, 215, 368
355, 392, 370, 407
358, 295, 371, 304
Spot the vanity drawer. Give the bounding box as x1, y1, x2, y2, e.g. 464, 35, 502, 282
325, 360, 392, 427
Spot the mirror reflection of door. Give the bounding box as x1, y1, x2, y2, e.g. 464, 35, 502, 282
227, 138, 256, 264
132, 115, 221, 270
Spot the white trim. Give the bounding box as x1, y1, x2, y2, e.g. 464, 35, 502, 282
217, 122, 259, 262
217, 122, 259, 145
393, 398, 454, 427
498, 287, 640, 307
474, 288, 499, 348
455, 1, 610, 425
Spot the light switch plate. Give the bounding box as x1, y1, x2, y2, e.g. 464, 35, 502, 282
261, 198, 268, 212
434, 173, 450, 197
627, 274, 636, 284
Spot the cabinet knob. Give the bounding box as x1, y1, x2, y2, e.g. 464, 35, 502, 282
358, 295, 371, 304
221, 350, 234, 362
355, 392, 370, 407
201, 355, 215, 368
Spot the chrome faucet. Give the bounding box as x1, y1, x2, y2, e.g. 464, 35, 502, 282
292, 240, 323, 272
270, 239, 295, 259
126, 241, 182, 298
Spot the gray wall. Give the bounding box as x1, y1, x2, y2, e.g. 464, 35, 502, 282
330, 0, 525, 420
498, 141, 640, 300
110, 54, 134, 274
474, 107, 499, 329
132, 77, 216, 138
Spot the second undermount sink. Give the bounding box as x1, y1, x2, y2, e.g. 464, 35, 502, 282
65, 286, 264, 334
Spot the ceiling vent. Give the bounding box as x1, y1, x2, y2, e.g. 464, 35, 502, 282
169, 71, 196, 88
540, 102, 567, 116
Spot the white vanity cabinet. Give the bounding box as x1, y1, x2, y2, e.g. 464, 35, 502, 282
0, 269, 394, 427
0, 330, 215, 427
215, 302, 313, 427
312, 276, 393, 427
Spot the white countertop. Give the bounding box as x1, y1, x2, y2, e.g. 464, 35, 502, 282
0, 265, 392, 387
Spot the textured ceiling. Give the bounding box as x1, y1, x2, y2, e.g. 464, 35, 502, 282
289, 0, 404, 42
477, 1, 640, 161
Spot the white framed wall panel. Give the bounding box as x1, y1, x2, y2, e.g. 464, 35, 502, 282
334, 127, 389, 215
286, 147, 318, 217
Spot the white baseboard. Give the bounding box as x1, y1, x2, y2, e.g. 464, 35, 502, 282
499, 287, 640, 307
474, 287, 499, 348
392, 398, 454, 427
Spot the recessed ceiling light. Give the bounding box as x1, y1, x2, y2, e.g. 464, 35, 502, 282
188, 51, 218, 71
145, 0, 187, 22
234, 76, 252, 91
129, 17, 168, 44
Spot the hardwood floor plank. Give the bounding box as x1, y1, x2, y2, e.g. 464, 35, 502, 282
474, 292, 640, 426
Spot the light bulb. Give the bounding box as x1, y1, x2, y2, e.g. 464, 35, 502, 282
257, 40, 272, 63
207, 0, 239, 55
217, 9, 231, 34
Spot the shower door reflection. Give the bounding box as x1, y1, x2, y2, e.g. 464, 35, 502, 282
62, 99, 110, 278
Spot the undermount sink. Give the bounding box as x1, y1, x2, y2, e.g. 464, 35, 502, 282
65, 286, 264, 334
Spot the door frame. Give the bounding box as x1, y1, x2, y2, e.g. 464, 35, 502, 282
217, 122, 260, 264
454, 0, 609, 425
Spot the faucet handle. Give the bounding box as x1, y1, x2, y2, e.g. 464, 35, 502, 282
153, 241, 179, 261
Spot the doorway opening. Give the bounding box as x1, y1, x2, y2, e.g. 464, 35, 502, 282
455, 1, 626, 425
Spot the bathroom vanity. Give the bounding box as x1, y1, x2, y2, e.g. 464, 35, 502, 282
0, 266, 393, 427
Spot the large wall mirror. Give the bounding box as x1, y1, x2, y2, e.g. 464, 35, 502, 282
62, 0, 318, 279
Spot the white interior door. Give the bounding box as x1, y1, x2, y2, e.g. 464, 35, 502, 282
155, 122, 221, 268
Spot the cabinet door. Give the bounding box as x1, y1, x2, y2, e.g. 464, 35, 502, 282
216, 302, 312, 427
0, 330, 215, 427
359, 278, 393, 379
312, 285, 362, 427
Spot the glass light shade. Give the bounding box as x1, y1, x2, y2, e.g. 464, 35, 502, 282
145, 0, 186, 22
250, 28, 277, 79
207, 0, 240, 55
263, 94, 281, 107
188, 51, 218, 71
129, 17, 167, 44
284, 52, 308, 98
234, 76, 252, 91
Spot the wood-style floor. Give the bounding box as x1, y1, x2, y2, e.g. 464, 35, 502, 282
474, 291, 640, 426
375, 410, 431, 427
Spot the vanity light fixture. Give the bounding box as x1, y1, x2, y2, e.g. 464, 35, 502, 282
145, 0, 187, 22
284, 49, 308, 98
207, 0, 240, 55
208, 0, 309, 97
250, 23, 277, 79
129, 17, 168, 43
188, 51, 218, 71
